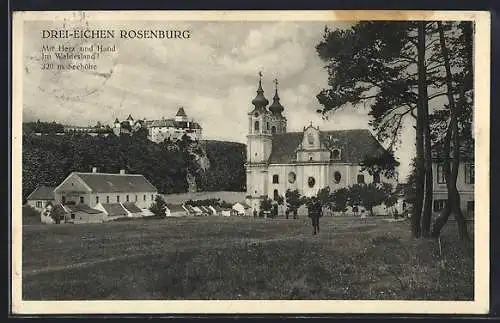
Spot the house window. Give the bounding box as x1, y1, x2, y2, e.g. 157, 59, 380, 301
332, 149, 341, 160
272, 175, 279, 184
106, 196, 109, 203
96, 196, 99, 204
334, 171, 342, 183
71, 213, 75, 219
273, 189, 279, 201
437, 165, 446, 184
271, 126, 276, 134
144, 195, 146, 201
288, 172, 296, 184
373, 173, 380, 184
465, 163, 474, 184
308, 177, 316, 188
126, 195, 130, 202
433, 199, 447, 212
117, 195, 120, 203
79, 196, 84, 204
151, 194, 154, 201
61, 196, 66, 204
254, 121, 260, 131
357, 174, 365, 184
36, 201, 42, 208
135, 195, 138, 202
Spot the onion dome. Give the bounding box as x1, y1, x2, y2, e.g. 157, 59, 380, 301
251, 72, 269, 108
268, 78, 284, 114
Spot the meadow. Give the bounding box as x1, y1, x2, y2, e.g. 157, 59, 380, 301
22, 216, 474, 300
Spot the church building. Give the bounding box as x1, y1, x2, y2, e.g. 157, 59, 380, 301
245, 73, 398, 212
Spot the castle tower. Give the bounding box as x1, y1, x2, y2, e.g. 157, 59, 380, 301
245, 72, 273, 211
267, 78, 287, 134
175, 107, 188, 122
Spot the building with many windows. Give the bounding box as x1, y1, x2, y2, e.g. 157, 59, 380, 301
244, 74, 397, 212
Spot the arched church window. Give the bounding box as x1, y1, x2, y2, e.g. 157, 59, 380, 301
271, 126, 276, 134
357, 174, 365, 184
332, 149, 341, 160
308, 177, 316, 188
273, 189, 279, 201
254, 121, 260, 131
254, 112, 259, 118
267, 122, 270, 131
288, 172, 296, 184
272, 174, 279, 184
334, 171, 341, 183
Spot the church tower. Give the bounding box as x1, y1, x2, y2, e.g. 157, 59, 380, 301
267, 78, 287, 134
246, 72, 273, 211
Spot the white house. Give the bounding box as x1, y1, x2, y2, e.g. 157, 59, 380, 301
232, 202, 252, 216
432, 141, 474, 218
166, 204, 188, 217
26, 185, 55, 212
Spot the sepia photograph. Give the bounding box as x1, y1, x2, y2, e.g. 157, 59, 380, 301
11, 10, 490, 314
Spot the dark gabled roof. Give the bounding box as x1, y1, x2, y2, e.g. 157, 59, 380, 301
65, 204, 103, 214
268, 129, 387, 164
100, 203, 128, 216
122, 202, 142, 213
166, 204, 186, 212
176, 107, 187, 117
72, 172, 158, 193
27, 185, 55, 200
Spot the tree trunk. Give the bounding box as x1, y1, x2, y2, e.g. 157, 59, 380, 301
412, 22, 427, 239
417, 21, 433, 237
431, 22, 470, 241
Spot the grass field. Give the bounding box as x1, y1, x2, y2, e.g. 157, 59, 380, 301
22, 216, 474, 300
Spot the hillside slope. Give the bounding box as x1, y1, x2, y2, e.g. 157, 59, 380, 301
22, 132, 246, 200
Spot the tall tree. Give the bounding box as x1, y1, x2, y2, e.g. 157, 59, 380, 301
417, 21, 434, 237
315, 22, 435, 237
430, 22, 472, 240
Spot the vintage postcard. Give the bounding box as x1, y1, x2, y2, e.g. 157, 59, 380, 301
11, 10, 490, 314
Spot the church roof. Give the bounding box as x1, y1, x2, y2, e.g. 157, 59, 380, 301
251, 79, 269, 107
127, 114, 134, 121
268, 129, 387, 164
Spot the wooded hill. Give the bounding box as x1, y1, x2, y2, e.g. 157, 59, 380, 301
22, 130, 246, 200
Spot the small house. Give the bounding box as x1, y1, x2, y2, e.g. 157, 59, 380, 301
26, 185, 55, 212
166, 204, 188, 217
221, 208, 233, 217
232, 202, 251, 216
191, 206, 203, 216
207, 205, 218, 216
211, 205, 222, 216
183, 204, 198, 216
94, 203, 129, 221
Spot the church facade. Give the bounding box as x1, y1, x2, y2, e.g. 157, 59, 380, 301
244, 75, 398, 212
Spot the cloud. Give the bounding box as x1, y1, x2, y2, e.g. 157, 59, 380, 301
21, 20, 415, 179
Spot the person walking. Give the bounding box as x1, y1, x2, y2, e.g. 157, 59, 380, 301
308, 197, 323, 235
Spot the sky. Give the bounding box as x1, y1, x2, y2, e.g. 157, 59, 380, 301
22, 20, 416, 179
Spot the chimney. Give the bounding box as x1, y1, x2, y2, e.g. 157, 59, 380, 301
92, 167, 97, 173
120, 169, 126, 175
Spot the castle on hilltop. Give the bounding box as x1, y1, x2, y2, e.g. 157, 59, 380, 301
112, 107, 203, 143
244, 72, 397, 212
